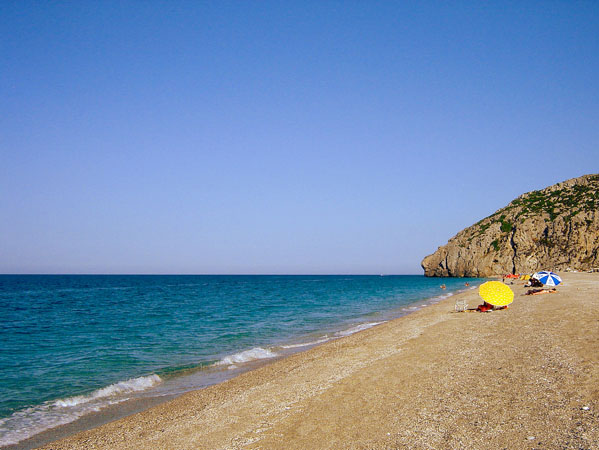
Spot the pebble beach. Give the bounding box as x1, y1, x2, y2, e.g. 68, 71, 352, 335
33, 272, 599, 449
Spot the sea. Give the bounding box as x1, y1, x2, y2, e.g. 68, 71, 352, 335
0, 274, 481, 447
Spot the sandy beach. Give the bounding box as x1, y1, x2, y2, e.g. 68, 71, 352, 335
36, 273, 599, 450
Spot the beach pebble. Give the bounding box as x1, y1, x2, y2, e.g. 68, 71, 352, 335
527, 436, 535, 440
581, 406, 590, 411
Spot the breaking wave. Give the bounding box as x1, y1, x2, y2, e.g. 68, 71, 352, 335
215, 347, 279, 367
0, 374, 161, 446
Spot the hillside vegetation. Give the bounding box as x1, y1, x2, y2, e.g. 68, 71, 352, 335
421, 174, 599, 277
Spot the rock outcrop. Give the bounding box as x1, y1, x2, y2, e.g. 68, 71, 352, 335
421, 174, 599, 277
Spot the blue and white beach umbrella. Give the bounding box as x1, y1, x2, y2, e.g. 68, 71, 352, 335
532, 271, 562, 286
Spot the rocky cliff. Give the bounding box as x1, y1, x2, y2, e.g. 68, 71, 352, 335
421, 174, 599, 277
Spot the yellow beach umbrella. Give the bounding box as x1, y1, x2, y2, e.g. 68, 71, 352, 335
479, 281, 514, 306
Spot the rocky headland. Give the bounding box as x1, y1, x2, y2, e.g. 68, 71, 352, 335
422, 174, 599, 277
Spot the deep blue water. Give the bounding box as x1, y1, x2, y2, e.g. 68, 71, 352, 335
0, 274, 480, 445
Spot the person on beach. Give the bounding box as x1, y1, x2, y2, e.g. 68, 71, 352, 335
477, 301, 493, 312
525, 288, 557, 296
477, 301, 508, 312
525, 278, 544, 288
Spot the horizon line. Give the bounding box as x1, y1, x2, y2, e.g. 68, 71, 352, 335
0, 273, 423, 276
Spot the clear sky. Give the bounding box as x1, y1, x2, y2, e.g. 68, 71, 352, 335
1, 1, 598, 274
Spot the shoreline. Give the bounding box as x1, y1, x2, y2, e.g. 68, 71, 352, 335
4, 283, 474, 450
15, 274, 599, 449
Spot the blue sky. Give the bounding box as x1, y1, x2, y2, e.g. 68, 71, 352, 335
1, 1, 598, 274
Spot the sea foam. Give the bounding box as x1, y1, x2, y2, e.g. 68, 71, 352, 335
0, 374, 161, 446
334, 322, 384, 337
216, 347, 279, 367
53, 374, 161, 408
280, 336, 330, 349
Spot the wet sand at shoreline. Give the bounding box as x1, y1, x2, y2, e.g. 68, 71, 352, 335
38, 273, 599, 449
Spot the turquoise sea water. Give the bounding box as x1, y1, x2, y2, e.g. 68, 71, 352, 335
0, 275, 481, 446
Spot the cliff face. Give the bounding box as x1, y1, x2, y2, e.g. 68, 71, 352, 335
421, 174, 599, 277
